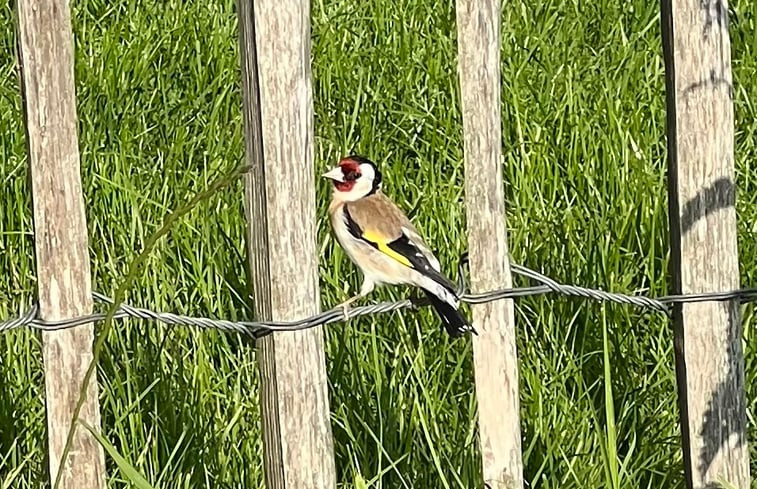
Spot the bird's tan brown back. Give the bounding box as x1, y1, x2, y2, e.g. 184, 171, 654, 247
345, 191, 413, 242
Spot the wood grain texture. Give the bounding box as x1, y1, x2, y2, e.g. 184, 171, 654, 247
237, 1, 336, 488
456, 1, 523, 488
660, 0, 750, 487
16, 1, 106, 488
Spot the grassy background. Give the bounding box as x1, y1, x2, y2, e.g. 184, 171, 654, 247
1, 0, 756, 487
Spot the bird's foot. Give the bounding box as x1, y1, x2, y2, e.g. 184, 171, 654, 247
408, 291, 429, 310
336, 295, 360, 321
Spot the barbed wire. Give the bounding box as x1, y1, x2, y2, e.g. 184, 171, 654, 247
1, 258, 756, 339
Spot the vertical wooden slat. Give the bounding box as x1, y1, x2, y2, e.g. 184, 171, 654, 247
456, 1, 523, 488
16, 1, 106, 488
237, 1, 336, 488
660, 0, 751, 487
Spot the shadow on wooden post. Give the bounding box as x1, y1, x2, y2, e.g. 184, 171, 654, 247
15, 1, 106, 488
456, 1, 524, 488
237, 0, 337, 488
660, 0, 751, 487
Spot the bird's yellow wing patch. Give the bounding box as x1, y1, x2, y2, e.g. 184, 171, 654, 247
361, 229, 413, 268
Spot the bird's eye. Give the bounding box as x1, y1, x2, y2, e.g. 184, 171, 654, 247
344, 171, 360, 181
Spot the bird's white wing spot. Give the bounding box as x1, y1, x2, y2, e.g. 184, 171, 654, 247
401, 226, 442, 271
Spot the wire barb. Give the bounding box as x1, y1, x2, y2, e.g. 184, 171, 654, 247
1, 261, 755, 338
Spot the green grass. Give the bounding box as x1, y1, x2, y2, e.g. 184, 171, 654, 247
0, 0, 756, 488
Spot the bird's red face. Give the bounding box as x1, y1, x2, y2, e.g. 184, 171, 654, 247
322, 155, 381, 202
333, 159, 361, 192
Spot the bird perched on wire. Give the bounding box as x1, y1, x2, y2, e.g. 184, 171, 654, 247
323, 155, 475, 337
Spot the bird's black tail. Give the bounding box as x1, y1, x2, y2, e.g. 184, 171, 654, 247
422, 289, 476, 338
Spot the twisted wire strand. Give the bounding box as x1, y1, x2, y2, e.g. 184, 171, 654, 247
1, 261, 755, 338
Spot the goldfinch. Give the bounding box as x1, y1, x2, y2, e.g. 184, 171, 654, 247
323, 155, 475, 337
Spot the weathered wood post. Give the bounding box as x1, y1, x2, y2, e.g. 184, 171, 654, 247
16, 1, 106, 488
456, 1, 523, 488
237, 1, 337, 488
660, 0, 750, 487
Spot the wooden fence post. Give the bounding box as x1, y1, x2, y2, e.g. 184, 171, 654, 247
237, 1, 336, 488
456, 1, 523, 488
660, 0, 751, 487
16, 1, 106, 488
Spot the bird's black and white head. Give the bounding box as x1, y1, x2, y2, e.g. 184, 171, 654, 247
322, 155, 382, 203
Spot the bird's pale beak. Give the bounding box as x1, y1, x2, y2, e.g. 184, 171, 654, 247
322, 166, 344, 182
